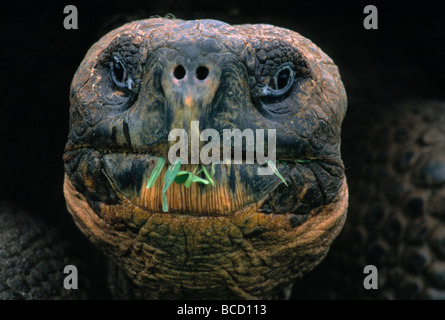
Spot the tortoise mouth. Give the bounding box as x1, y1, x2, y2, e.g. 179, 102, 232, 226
101, 152, 300, 215
64, 145, 345, 226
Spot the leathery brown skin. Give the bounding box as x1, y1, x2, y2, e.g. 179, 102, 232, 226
63, 18, 348, 299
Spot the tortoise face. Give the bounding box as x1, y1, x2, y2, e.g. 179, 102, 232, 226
63, 18, 348, 299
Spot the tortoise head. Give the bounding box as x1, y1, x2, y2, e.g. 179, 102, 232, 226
63, 18, 348, 299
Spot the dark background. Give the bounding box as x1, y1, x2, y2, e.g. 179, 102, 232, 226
0, 0, 444, 256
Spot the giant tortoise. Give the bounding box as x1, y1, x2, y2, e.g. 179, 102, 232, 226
1, 11, 444, 300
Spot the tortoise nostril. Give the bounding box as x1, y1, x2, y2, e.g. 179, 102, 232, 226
173, 65, 186, 80
196, 66, 209, 80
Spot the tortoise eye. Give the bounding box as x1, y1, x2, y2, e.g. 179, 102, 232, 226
113, 60, 125, 83
276, 68, 291, 89
111, 56, 133, 90
259, 65, 295, 102
267, 65, 293, 91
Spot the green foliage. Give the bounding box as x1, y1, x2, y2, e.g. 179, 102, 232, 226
145, 157, 165, 189
162, 158, 182, 212
146, 159, 215, 212
146, 158, 297, 212
295, 159, 312, 163
266, 160, 288, 186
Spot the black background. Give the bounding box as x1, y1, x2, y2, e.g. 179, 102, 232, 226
0, 0, 444, 250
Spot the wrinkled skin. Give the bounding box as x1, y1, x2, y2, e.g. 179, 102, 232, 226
293, 100, 445, 299
63, 18, 348, 299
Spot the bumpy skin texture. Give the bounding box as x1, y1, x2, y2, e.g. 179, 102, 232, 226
63, 18, 348, 299
292, 101, 445, 299
0, 201, 88, 299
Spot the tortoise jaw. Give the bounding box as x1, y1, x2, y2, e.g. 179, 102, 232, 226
99, 150, 310, 217
63, 172, 348, 299
64, 144, 345, 219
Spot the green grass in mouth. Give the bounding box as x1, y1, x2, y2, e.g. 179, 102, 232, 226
145, 156, 165, 189
146, 157, 215, 212
146, 157, 311, 212
295, 159, 313, 163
